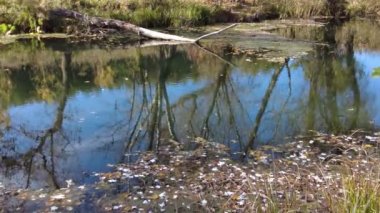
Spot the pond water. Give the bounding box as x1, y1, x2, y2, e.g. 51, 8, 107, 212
1, 20, 380, 189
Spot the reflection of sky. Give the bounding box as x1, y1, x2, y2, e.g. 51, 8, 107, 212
2, 49, 380, 189
7, 102, 56, 153
166, 79, 209, 103
1, 77, 214, 187
9, 102, 56, 131
355, 52, 380, 126
65, 88, 129, 140
215, 62, 308, 147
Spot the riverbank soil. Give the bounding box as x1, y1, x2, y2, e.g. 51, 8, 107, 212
1, 132, 380, 212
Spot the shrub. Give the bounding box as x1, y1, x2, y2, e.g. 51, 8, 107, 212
0, 23, 15, 35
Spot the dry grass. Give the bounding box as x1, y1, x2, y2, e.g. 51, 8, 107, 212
1, 0, 380, 34
324, 171, 380, 213
0, 0, 229, 33
347, 0, 380, 17
274, 0, 329, 18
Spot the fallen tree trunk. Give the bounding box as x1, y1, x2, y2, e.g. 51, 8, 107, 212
50, 9, 236, 43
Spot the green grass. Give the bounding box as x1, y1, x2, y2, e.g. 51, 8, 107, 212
128, 1, 215, 28
1, 0, 380, 35
0, 0, 228, 33
337, 175, 380, 212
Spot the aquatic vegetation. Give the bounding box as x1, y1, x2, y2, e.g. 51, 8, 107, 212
0, 23, 15, 35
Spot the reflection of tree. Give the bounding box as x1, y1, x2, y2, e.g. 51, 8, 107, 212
120, 44, 250, 156
120, 44, 290, 155
200, 66, 228, 139
244, 59, 289, 152
336, 20, 380, 51
0, 25, 376, 189
14, 53, 70, 189
25, 53, 70, 188
122, 46, 194, 155
159, 45, 258, 152
94, 65, 115, 88
302, 26, 363, 133
0, 69, 12, 129
276, 21, 372, 134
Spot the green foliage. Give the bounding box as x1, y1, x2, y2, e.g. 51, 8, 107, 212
174, 3, 212, 26
131, 7, 168, 28
130, 0, 214, 28
13, 10, 43, 33
0, 23, 15, 35
1, 0, 380, 34
0, 0, 46, 33
0, 0, 223, 32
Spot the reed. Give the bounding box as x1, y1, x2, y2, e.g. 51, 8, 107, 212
328, 173, 380, 213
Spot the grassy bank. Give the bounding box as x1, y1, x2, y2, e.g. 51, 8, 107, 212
1, 0, 380, 35
0, 0, 230, 34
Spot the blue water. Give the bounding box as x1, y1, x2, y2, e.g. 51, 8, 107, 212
1, 21, 380, 189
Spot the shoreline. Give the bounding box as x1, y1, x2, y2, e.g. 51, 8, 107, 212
1, 131, 380, 212
1, 0, 380, 36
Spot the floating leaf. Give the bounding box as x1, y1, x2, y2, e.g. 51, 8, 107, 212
372, 67, 380, 77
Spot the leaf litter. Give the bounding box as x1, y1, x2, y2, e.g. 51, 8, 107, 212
1, 132, 380, 212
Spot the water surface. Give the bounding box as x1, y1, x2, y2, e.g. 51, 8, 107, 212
1, 20, 380, 189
